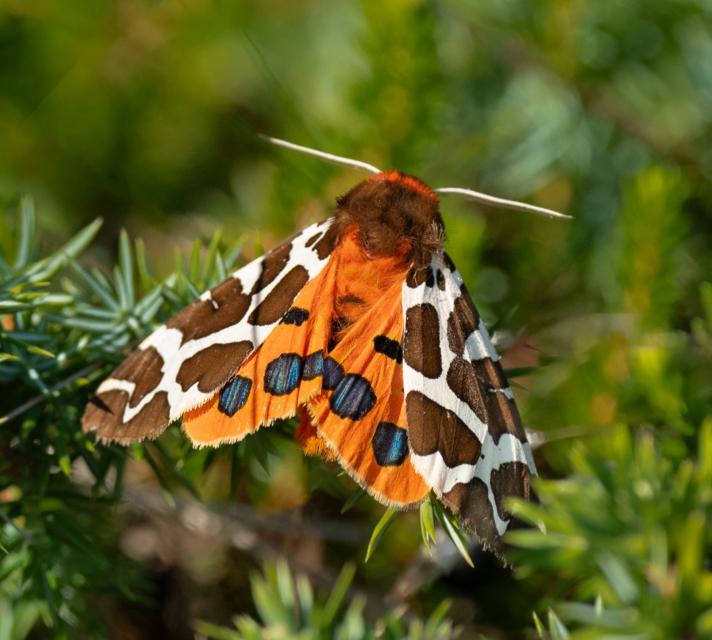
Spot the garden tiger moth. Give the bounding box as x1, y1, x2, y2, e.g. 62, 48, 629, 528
83, 139, 569, 555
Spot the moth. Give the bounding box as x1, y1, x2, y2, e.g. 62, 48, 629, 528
83, 138, 568, 554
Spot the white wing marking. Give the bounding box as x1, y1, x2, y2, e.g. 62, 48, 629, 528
402, 252, 536, 536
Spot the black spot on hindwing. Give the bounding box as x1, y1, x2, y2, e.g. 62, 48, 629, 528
264, 353, 303, 395
218, 376, 252, 416
302, 352, 324, 380
330, 374, 376, 420
373, 336, 403, 363
281, 307, 309, 326
323, 357, 345, 390
371, 422, 409, 466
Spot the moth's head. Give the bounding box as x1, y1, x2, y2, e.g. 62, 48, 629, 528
335, 170, 444, 266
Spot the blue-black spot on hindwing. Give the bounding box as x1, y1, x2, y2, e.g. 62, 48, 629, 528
373, 335, 403, 363
264, 353, 303, 395
323, 357, 345, 390
281, 307, 309, 326
330, 374, 376, 420
218, 376, 252, 416
302, 351, 324, 380
371, 421, 409, 466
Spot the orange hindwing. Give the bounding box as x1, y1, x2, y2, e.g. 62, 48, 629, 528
182, 247, 339, 445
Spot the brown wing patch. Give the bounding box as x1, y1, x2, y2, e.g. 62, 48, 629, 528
250, 237, 294, 295
110, 346, 164, 409
476, 358, 527, 444
491, 461, 532, 522
405, 391, 481, 466
176, 341, 253, 393
312, 223, 340, 260
442, 460, 533, 555
88, 390, 171, 444
445, 357, 487, 423
247, 266, 310, 325
304, 232, 321, 248
403, 303, 442, 378
446, 291, 479, 356
167, 278, 251, 345
405, 265, 435, 288
442, 478, 501, 553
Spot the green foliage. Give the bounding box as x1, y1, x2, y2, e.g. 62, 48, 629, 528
507, 277, 712, 637
511, 426, 712, 638
1, 201, 130, 636
0, 200, 240, 636
195, 561, 458, 640
363, 496, 474, 567
532, 609, 572, 640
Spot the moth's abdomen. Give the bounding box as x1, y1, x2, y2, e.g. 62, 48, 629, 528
329, 225, 412, 348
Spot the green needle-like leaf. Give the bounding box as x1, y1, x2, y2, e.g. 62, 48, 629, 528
118, 230, 135, 308
435, 504, 474, 568
15, 196, 36, 269
364, 507, 398, 563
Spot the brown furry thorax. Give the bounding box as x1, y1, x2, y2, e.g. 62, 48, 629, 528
333, 170, 445, 268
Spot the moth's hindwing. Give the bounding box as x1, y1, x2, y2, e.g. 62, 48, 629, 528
308, 286, 429, 507
182, 241, 341, 445
82, 218, 337, 444
402, 252, 536, 552
185, 226, 429, 508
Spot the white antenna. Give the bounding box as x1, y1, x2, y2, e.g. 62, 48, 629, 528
259, 134, 381, 175
435, 187, 571, 220
260, 134, 571, 220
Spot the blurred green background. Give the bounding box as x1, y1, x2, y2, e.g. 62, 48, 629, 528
1, 1, 711, 638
